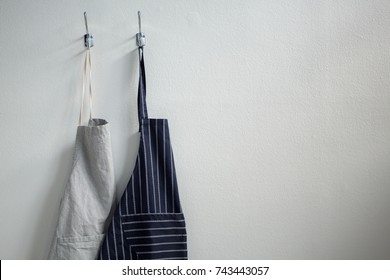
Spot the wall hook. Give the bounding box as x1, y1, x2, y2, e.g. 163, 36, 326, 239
136, 11, 146, 47
84, 12, 94, 48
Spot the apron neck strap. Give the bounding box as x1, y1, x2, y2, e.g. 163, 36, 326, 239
79, 49, 94, 126
137, 47, 148, 129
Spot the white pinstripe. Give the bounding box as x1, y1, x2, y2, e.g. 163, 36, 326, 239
138, 156, 142, 213
126, 234, 186, 240
118, 203, 125, 259
163, 120, 167, 212
148, 123, 157, 212
125, 187, 129, 215
124, 227, 186, 232
106, 233, 110, 260
131, 242, 186, 247
171, 148, 174, 213
122, 219, 185, 225
138, 249, 187, 254
132, 174, 136, 214
141, 128, 150, 213
156, 121, 161, 212
112, 216, 118, 260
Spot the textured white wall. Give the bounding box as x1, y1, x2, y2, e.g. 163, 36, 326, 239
1, 0, 390, 259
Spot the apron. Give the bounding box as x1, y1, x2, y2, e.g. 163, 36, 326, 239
49, 49, 116, 260
98, 47, 188, 260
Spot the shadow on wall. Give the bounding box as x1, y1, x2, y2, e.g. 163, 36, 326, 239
27, 144, 74, 259
25, 33, 85, 259
111, 47, 141, 200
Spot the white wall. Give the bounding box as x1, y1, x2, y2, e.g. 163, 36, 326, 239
1, 0, 390, 259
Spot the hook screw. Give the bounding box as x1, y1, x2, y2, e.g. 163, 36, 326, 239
84, 12, 95, 48
136, 11, 146, 47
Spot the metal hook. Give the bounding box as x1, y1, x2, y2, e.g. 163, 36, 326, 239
136, 11, 146, 47
84, 12, 89, 34
138, 11, 142, 33
84, 11, 94, 48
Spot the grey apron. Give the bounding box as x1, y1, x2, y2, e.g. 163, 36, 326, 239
49, 49, 116, 259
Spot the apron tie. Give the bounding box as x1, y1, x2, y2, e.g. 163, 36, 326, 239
137, 47, 148, 129
79, 49, 94, 126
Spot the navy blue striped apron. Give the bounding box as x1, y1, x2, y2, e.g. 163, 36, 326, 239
99, 47, 188, 260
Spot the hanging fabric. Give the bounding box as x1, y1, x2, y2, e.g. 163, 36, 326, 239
98, 46, 188, 260
48, 47, 117, 260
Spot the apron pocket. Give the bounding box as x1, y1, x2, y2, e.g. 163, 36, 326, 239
120, 213, 187, 260
57, 234, 105, 260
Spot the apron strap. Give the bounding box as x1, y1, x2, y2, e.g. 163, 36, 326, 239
137, 47, 148, 129
79, 49, 94, 126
